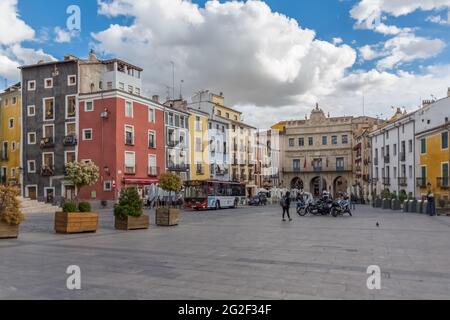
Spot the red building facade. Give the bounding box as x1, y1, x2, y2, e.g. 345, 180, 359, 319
77, 90, 165, 203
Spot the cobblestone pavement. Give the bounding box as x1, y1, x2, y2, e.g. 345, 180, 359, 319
1, 205, 450, 300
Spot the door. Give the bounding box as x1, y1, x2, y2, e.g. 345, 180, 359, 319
64, 186, 76, 201
28, 186, 37, 200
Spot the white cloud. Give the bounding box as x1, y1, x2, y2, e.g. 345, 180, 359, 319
93, 0, 356, 110
0, 0, 55, 83
54, 27, 79, 43
0, 0, 35, 45
350, 0, 450, 34
427, 11, 450, 25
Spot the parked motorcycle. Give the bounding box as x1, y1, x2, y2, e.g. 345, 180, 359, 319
331, 198, 352, 217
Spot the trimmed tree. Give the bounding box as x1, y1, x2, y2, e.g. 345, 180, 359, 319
0, 185, 24, 226
65, 161, 100, 203
114, 187, 143, 219
159, 172, 183, 208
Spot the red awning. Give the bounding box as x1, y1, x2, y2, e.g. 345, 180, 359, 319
123, 177, 159, 185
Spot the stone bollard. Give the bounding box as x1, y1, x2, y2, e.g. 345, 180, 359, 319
416, 200, 423, 214
382, 199, 390, 210
403, 201, 409, 213
408, 199, 417, 213
392, 199, 401, 211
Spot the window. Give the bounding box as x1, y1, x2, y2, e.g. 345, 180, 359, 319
42, 152, 55, 169
442, 132, 449, 149
11, 142, 16, 152
135, 87, 140, 96
68, 75, 77, 86
226, 113, 230, 119
85, 101, 94, 112
421, 138, 427, 154
393, 144, 397, 156
393, 167, 397, 179
128, 85, 133, 94
148, 155, 157, 176
43, 125, 54, 139
118, 82, 125, 90
298, 138, 304, 147
43, 98, 55, 121
125, 125, 134, 145
103, 181, 112, 192
442, 163, 449, 179
336, 157, 344, 170
8, 118, 14, 129
196, 138, 202, 152
293, 159, 301, 172
308, 137, 313, 146
65, 122, 76, 136
125, 152, 136, 174
409, 165, 413, 179
44, 78, 53, 89
65, 151, 76, 164
409, 140, 413, 153
196, 116, 201, 131
125, 101, 133, 118
83, 129, 93, 141
28, 160, 36, 173
12, 97, 17, 105
332, 136, 338, 145
421, 166, 427, 180
342, 135, 349, 144
28, 132, 36, 145
322, 136, 328, 145
217, 110, 222, 116
27, 80, 36, 91
289, 138, 294, 147
148, 130, 156, 149
386, 131, 389, 140
66, 95, 76, 118
148, 107, 155, 123
27, 105, 36, 116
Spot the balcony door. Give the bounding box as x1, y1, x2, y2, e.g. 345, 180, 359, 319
43, 153, 54, 168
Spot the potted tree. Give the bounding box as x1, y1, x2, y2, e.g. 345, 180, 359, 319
114, 187, 149, 230
0, 186, 24, 239
55, 161, 100, 234
156, 173, 182, 226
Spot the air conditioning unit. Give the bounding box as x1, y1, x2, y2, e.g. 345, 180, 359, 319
100, 109, 109, 118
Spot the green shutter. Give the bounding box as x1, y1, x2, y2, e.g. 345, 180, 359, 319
421, 138, 427, 154
442, 132, 449, 149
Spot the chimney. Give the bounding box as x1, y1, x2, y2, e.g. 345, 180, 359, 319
447, 87, 450, 98
152, 95, 159, 103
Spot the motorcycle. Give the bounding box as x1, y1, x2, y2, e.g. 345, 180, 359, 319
299, 197, 333, 216
331, 198, 352, 217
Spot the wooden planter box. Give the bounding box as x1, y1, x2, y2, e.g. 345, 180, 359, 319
156, 208, 180, 226
0, 221, 19, 239
55, 212, 99, 234
115, 215, 149, 230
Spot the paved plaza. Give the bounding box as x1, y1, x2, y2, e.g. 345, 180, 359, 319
1, 205, 450, 300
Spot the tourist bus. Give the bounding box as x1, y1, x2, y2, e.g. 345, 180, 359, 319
184, 180, 246, 210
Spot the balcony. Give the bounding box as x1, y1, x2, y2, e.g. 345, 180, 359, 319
168, 164, 189, 172
41, 166, 55, 177
416, 178, 427, 188
384, 155, 390, 164
40, 137, 55, 149
398, 177, 408, 187
124, 166, 136, 175
336, 166, 345, 172
167, 140, 180, 148
437, 177, 450, 189
215, 169, 229, 176
383, 177, 391, 186
400, 152, 406, 162
371, 178, 379, 185
148, 167, 160, 177
313, 166, 323, 172
283, 168, 301, 174
125, 138, 135, 146
63, 135, 78, 147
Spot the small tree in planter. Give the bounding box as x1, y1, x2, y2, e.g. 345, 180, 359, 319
156, 173, 182, 226
114, 187, 149, 230
0, 186, 24, 239
55, 162, 100, 234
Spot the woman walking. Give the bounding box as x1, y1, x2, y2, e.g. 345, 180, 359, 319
280, 192, 292, 222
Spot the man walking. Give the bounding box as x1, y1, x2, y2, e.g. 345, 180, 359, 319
280, 192, 292, 222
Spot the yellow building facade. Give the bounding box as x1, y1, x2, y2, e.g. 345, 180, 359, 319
0, 83, 22, 186
189, 109, 210, 181
417, 126, 450, 201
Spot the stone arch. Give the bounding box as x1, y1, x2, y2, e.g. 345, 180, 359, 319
290, 177, 304, 190
334, 176, 348, 197
310, 176, 327, 197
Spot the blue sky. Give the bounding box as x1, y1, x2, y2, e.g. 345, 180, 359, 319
15, 0, 450, 73
2, 0, 450, 127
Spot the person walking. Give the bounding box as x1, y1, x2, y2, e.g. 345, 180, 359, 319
280, 191, 292, 222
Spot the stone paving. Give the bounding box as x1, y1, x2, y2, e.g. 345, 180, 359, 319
1, 205, 450, 300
